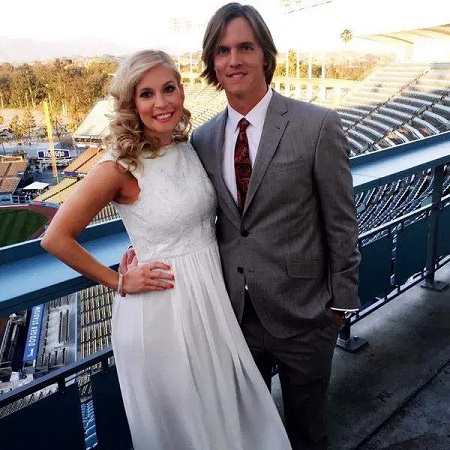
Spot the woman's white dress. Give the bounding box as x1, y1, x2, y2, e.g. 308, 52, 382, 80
101, 142, 291, 450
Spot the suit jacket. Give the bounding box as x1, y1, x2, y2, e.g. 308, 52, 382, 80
191, 90, 360, 338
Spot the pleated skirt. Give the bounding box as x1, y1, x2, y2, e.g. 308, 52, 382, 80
112, 242, 291, 450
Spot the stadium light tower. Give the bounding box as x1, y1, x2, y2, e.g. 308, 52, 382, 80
170, 19, 182, 72
280, 0, 335, 100
170, 17, 197, 75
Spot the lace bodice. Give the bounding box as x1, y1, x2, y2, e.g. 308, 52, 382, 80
99, 142, 217, 262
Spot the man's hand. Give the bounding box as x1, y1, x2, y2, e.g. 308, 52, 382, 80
332, 311, 344, 326
120, 247, 138, 274
332, 310, 356, 326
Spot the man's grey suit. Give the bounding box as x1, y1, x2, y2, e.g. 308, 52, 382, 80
191, 91, 360, 339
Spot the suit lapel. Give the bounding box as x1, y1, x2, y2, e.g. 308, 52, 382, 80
210, 110, 242, 225
243, 92, 289, 215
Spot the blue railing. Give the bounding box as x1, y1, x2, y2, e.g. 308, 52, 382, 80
1, 133, 450, 447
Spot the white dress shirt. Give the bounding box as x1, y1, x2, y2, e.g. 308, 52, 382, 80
222, 88, 273, 202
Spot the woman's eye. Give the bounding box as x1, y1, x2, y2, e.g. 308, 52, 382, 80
165, 85, 176, 93
140, 91, 152, 98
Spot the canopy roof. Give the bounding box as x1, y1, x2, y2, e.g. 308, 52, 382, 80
23, 182, 49, 190
360, 24, 450, 47
72, 98, 113, 143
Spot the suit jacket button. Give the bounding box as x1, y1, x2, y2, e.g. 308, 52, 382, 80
241, 230, 249, 237
237, 267, 244, 274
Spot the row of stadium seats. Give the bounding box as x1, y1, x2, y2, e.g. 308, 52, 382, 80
356, 167, 450, 234
338, 62, 450, 155
80, 306, 112, 328
91, 203, 119, 225
0, 160, 27, 177
35, 293, 76, 373
0, 177, 20, 193
79, 286, 114, 361
81, 400, 98, 450
58, 310, 69, 344
184, 84, 227, 129
80, 285, 114, 303
35, 177, 79, 202
0, 387, 56, 419
39, 348, 67, 369
63, 148, 106, 174
80, 291, 113, 312
48, 296, 71, 309
0, 158, 28, 194
79, 336, 112, 360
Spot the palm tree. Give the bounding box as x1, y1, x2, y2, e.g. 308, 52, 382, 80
340, 29, 353, 45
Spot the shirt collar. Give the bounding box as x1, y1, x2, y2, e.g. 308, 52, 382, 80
227, 87, 273, 131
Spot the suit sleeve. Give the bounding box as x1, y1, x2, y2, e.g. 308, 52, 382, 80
190, 129, 196, 148
314, 110, 361, 310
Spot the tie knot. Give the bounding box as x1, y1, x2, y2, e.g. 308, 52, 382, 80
238, 118, 250, 132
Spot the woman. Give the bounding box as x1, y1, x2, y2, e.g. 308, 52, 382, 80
42, 50, 291, 450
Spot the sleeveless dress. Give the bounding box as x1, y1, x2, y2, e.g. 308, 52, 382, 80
100, 142, 291, 450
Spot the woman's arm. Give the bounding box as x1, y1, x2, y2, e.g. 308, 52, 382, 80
41, 162, 174, 293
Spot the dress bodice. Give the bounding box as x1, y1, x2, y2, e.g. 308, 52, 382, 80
100, 142, 217, 262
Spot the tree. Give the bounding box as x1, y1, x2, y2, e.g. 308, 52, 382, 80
340, 29, 353, 45
0, 57, 119, 126
0, 115, 5, 153
10, 115, 26, 141
66, 122, 78, 133
23, 109, 36, 140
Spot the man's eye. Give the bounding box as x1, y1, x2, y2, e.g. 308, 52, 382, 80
216, 47, 228, 55
241, 44, 252, 51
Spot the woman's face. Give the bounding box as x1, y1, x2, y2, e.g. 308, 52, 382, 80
134, 64, 184, 145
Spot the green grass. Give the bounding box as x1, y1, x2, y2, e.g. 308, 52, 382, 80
0, 208, 48, 247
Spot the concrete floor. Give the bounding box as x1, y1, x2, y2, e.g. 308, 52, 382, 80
272, 262, 450, 450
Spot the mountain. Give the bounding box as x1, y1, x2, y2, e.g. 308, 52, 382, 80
0, 36, 136, 63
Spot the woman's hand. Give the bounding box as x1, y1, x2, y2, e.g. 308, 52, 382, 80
122, 261, 174, 294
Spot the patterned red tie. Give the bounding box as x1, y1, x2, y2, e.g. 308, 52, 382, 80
234, 118, 251, 213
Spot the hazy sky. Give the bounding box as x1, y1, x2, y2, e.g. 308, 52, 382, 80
3, 0, 449, 53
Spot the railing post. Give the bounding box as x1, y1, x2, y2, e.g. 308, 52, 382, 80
421, 163, 449, 291
336, 317, 368, 353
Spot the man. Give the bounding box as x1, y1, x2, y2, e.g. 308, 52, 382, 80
123, 3, 360, 448
191, 4, 360, 449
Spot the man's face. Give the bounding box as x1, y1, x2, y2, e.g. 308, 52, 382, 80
213, 17, 268, 112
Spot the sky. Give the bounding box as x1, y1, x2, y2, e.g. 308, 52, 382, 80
2, 0, 450, 54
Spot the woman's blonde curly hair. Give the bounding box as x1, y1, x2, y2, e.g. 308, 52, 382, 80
105, 50, 191, 171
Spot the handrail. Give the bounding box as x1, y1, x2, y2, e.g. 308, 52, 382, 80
358, 192, 450, 242
0, 347, 113, 408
